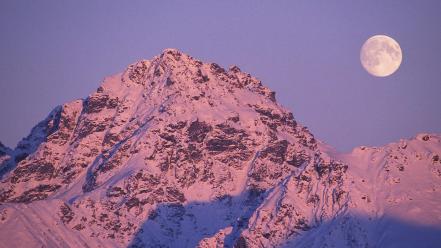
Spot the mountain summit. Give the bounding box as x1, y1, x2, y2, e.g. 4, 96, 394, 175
0, 49, 440, 247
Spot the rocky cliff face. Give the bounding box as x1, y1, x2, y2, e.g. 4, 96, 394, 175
0, 49, 440, 248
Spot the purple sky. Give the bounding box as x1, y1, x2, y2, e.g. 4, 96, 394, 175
1, 1, 440, 151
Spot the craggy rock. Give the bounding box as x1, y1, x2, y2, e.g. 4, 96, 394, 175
11, 184, 61, 203
188, 120, 212, 143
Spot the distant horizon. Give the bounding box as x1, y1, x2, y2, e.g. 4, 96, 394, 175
1, 1, 440, 151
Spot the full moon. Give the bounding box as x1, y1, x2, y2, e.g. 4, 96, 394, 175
360, 35, 402, 77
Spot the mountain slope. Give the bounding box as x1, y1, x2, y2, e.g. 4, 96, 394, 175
0, 49, 440, 248
284, 133, 441, 247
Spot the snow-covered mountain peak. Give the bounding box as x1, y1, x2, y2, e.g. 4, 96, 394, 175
0, 50, 440, 248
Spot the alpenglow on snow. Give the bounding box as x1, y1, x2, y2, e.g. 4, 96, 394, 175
0, 49, 440, 248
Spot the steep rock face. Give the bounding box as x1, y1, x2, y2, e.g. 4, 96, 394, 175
0, 100, 84, 202
0, 49, 440, 248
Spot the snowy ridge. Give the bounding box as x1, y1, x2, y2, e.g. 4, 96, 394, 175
285, 133, 441, 247
0, 49, 440, 247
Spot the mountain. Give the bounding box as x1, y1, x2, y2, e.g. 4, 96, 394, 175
285, 134, 441, 247
0, 49, 440, 248
0, 142, 13, 173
